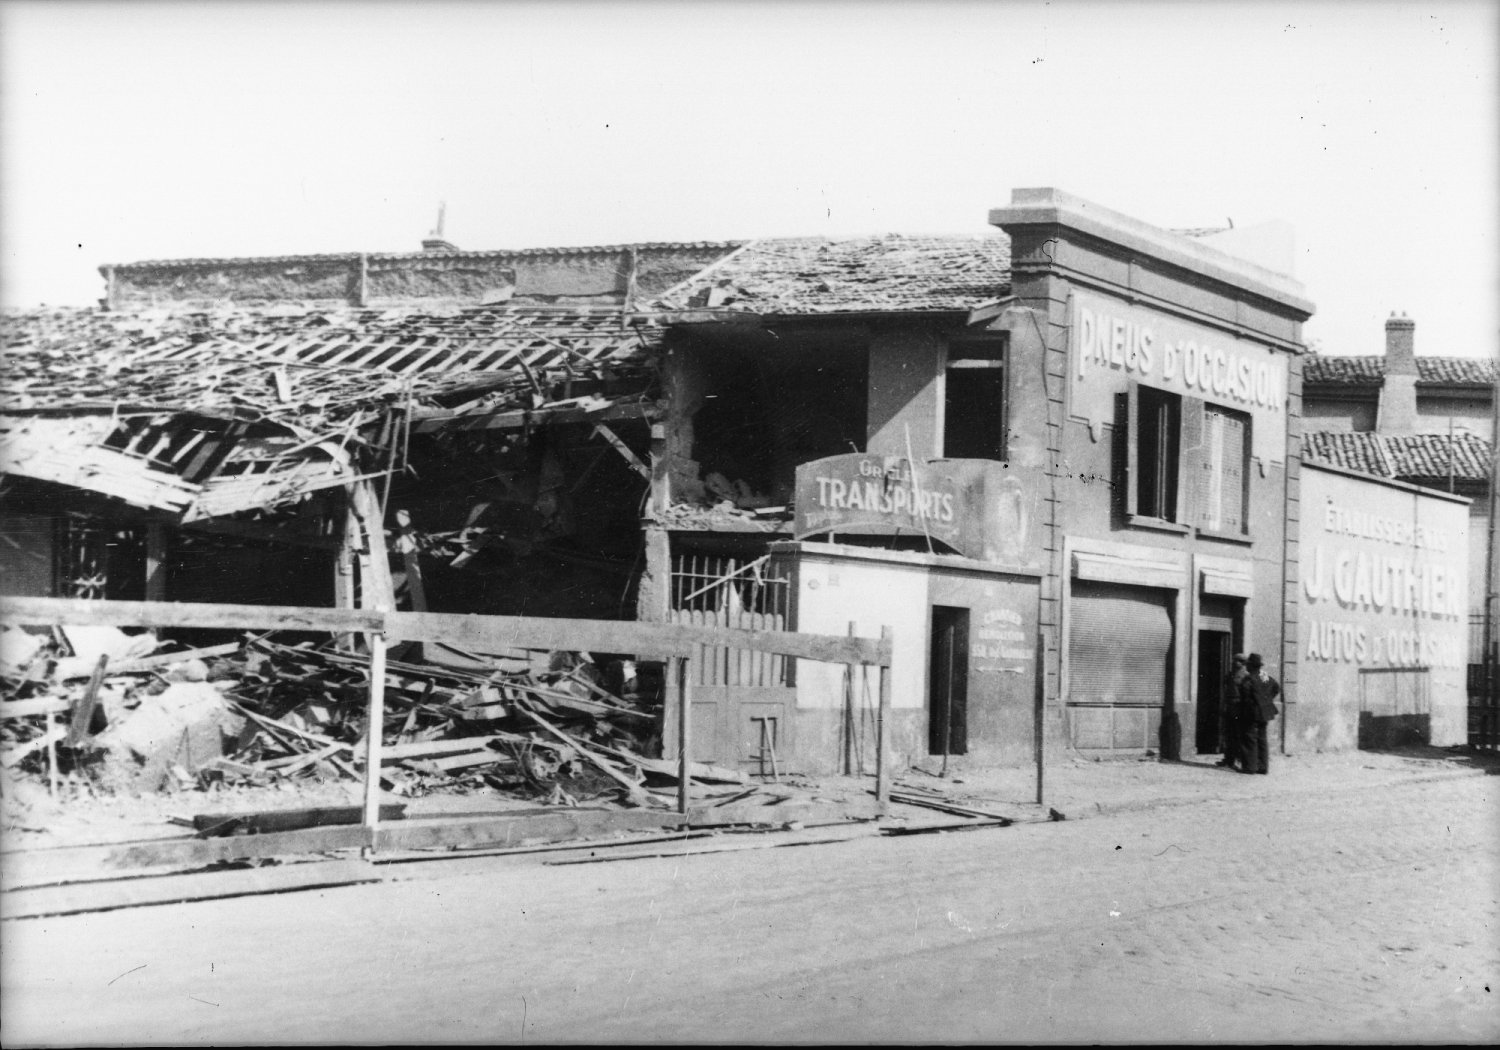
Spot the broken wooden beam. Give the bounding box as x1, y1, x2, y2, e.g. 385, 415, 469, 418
63, 655, 108, 747
0, 597, 894, 667
192, 804, 408, 838
2, 859, 378, 921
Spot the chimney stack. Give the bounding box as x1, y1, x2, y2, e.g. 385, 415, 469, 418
422, 202, 458, 252
1385, 312, 1417, 375
1377, 312, 1418, 436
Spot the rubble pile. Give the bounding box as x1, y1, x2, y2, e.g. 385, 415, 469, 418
0, 625, 751, 810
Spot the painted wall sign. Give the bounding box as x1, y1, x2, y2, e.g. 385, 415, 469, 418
1294, 466, 1470, 751
1300, 478, 1469, 671
1068, 290, 1288, 464
973, 605, 1033, 674
793, 454, 1039, 566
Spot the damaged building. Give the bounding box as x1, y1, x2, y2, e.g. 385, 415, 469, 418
22, 187, 1444, 786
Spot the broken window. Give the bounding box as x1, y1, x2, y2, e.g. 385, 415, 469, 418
687, 342, 866, 506
942, 338, 1007, 461
53, 515, 147, 601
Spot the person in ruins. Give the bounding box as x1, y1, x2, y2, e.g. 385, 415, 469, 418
1216, 653, 1249, 770
1237, 653, 1281, 775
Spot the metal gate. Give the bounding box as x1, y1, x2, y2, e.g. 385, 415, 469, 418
1469, 643, 1498, 750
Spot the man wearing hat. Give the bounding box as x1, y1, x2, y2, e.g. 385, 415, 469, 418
1237, 653, 1281, 774
1216, 654, 1249, 769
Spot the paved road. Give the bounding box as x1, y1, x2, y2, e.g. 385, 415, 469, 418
3, 775, 1496, 1044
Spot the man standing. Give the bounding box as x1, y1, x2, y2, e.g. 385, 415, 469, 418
1238, 653, 1281, 775
1216, 653, 1248, 769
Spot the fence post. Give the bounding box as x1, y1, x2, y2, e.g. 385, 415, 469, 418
875, 626, 893, 815
674, 656, 691, 817
844, 622, 857, 774
362, 629, 388, 846
1035, 629, 1046, 806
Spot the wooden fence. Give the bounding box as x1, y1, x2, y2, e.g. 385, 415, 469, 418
0, 597, 895, 836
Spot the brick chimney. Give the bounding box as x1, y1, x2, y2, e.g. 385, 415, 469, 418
1377, 312, 1418, 436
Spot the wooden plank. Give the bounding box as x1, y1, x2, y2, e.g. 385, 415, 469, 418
1, 825, 375, 888
1, 859, 378, 921
404, 750, 514, 773
379, 735, 506, 761
0, 599, 893, 666
64, 655, 108, 747
887, 792, 1015, 823
876, 626, 893, 814
0, 597, 383, 636
193, 804, 407, 837
410, 396, 653, 434
56, 642, 241, 679
674, 656, 690, 815
0, 698, 73, 719
363, 632, 387, 830
395, 611, 890, 666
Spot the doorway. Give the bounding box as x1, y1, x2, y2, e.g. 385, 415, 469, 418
928, 606, 970, 756
1195, 630, 1233, 754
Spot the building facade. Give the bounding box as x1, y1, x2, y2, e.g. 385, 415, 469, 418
1301, 316, 1496, 662
8, 189, 1356, 777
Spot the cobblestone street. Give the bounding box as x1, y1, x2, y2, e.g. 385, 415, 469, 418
4, 766, 1495, 1044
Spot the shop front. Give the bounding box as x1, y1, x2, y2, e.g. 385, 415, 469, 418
989, 188, 1315, 760
769, 451, 1045, 773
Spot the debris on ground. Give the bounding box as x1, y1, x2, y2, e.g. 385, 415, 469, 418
1, 626, 768, 826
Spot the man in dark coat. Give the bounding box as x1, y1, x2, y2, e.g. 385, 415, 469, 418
1238, 653, 1281, 774
1217, 653, 1248, 769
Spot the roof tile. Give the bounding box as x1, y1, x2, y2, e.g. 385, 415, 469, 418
1303, 354, 1497, 387
656, 233, 1011, 315
1303, 430, 1492, 484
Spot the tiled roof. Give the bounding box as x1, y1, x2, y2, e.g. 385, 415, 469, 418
1303, 430, 1492, 484
1303, 355, 1498, 387
106, 241, 745, 272
0, 302, 662, 518
655, 233, 1011, 315
0, 304, 658, 425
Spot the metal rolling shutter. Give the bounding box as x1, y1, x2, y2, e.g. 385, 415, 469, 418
1068, 580, 1173, 706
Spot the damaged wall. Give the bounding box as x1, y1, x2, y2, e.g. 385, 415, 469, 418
105, 243, 744, 310
0, 511, 53, 597
867, 328, 944, 460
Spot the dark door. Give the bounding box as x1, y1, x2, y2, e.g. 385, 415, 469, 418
928, 606, 970, 756
1196, 630, 1232, 754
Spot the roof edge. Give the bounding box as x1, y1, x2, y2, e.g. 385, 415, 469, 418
989, 187, 1314, 319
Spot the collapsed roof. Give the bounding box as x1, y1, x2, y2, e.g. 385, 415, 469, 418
0, 302, 661, 521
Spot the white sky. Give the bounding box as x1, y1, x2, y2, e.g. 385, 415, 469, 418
2, 0, 1496, 359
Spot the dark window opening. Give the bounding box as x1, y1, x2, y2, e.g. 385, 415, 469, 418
1136, 386, 1181, 521
943, 340, 1007, 461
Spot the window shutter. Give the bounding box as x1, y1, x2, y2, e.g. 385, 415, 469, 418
1180, 395, 1205, 526
1121, 388, 1138, 519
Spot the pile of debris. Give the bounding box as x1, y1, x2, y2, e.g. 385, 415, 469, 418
0, 625, 750, 810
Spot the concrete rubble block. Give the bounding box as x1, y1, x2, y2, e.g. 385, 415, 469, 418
93, 682, 241, 793
0, 626, 46, 677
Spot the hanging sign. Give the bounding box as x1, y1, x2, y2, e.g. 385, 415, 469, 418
793, 454, 1037, 565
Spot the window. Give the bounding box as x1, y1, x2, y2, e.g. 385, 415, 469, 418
1132, 385, 1180, 521
1195, 404, 1250, 534
942, 339, 1007, 461
1123, 383, 1252, 535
